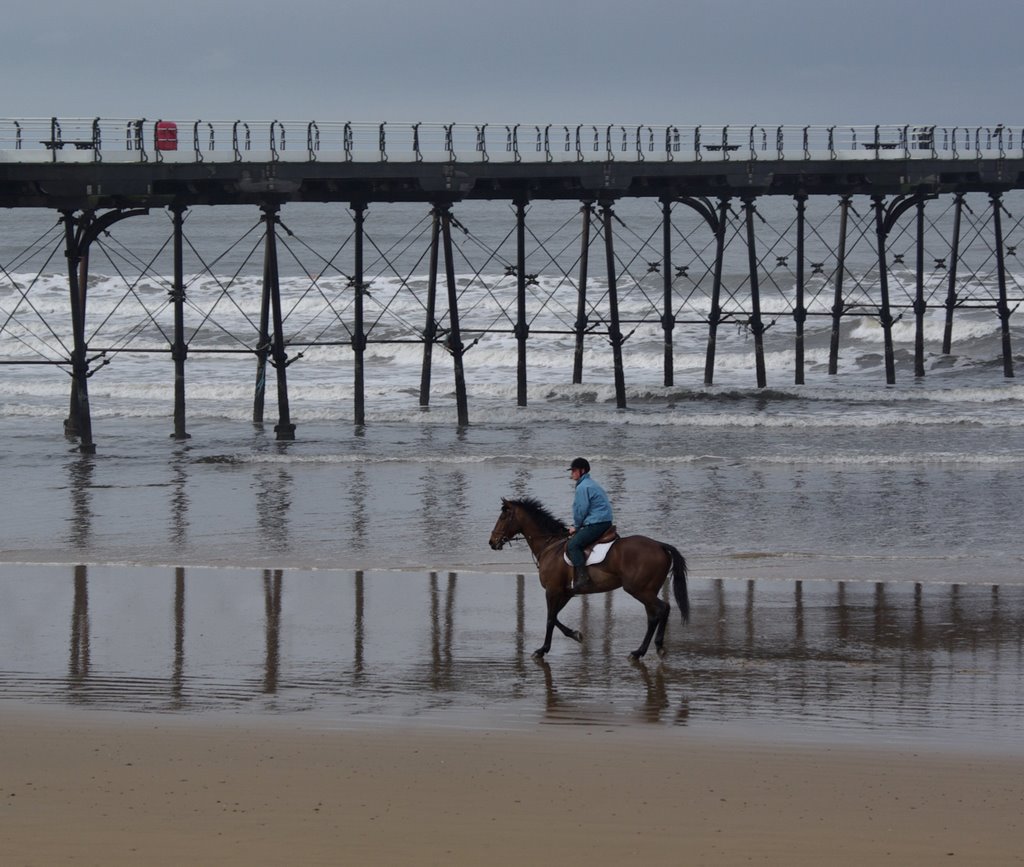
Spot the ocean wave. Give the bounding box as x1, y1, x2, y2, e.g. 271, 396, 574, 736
5, 376, 1022, 428
189, 446, 1024, 468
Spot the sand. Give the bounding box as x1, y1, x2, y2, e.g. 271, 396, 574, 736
2, 706, 1022, 866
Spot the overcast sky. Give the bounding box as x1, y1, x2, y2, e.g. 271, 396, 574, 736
3, 0, 1021, 125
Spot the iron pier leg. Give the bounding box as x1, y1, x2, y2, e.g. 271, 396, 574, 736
942, 194, 964, 355
703, 197, 729, 386
914, 198, 927, 378
872, 195, 897, 385
253, 214, 272, 425
572, 202, 592, 384
601, 202, 627, 409
515, 198, 528, 406
352, 203, 367, 425
661, 197, 675, 387
794, 193, 807, 385
63, 214, 87, 438
263, 205, 296, 439
828, 195, 850, 375
440, 206, 470, 426
171, 206, 190, 440
743, 197, 767, 388
991, 192, 1015, 378
62, 211, 96, 454
419, 208, 441, 406
65, 224, 92, 438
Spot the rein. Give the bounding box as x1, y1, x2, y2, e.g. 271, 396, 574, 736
519, 533, 566, 566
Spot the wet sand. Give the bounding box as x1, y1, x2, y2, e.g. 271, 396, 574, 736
3, 705, 1023, 866
2, 564, 1023, 864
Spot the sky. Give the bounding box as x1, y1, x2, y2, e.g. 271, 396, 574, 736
3, 0, 1023, 126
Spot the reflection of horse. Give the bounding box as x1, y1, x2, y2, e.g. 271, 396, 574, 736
489, 497, 689, 659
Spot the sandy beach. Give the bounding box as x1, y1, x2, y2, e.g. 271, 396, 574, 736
2, 706, 1022, 867
2, 564, 1023, 864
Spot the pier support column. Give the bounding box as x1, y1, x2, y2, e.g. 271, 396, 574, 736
62, 210, 96, 454
872, 195, 897, 385
661, 197, 675, 387
743, 197, 768, 388
828, 195, 851, 375
572, 202, 593, 384
261, 205, 296, 439
170, 205, 190, 440
913, 198, 927, 378
515, 198, 528, 406
941, 194, 964, 355
794, 194, 807, 385
253, 218, 272, 425
352, 203, 367, 425
60, 207, 147, 452
419, 207, 441, 406
991, 192, 1015, 378
600, 201, 627, 409
440, 205, 470, 426
703, 197, 729, 386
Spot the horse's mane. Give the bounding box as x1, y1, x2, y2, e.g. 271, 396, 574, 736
505, 496, 569, 536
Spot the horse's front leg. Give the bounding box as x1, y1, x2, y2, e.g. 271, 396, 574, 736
533, 593, 574, 658
553, 617, 583, 643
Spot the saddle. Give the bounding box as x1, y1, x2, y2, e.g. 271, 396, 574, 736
562, 525, 620, 568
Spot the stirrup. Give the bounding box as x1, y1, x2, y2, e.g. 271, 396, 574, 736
572, 567, 591, 592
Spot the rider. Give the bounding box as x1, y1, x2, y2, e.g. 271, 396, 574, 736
567, 457, 613, 592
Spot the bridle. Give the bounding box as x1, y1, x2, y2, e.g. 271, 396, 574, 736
492, 507, 521, 550
494, 504, 565, 565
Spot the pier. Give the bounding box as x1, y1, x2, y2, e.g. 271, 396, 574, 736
2, 117, 1024, 451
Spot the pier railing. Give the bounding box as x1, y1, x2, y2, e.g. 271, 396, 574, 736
1, 117, 1020, 164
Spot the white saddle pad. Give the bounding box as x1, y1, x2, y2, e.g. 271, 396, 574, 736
563, 540, 615, 567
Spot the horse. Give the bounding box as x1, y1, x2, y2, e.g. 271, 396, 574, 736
488, 496, 689, 660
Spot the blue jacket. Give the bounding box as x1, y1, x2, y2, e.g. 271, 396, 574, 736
573, 473, 613, 527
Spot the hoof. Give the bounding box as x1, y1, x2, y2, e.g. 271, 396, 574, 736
571, 630, 583, 644
656, 646, 667, 658
532, 648, 548, 659
629, 650, 645, 661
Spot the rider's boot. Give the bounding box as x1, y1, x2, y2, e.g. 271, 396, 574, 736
572, 563, 592, 592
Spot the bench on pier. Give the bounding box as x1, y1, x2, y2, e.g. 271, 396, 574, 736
861, 142, 901, 151
40, 139, 96, 151
704, 144, 740, 152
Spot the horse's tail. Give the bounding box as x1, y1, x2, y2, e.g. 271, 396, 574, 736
661, 543, 690, 624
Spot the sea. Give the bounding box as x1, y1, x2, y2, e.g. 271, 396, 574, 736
1, 193, 1022, 749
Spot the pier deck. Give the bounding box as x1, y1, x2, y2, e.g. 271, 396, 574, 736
2, 119, 1023, 206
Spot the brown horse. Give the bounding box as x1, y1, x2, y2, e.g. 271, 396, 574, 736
488, 496, 689, 659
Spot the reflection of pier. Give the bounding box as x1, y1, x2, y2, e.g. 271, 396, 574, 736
12, 566, 1018, 735
68, 564, 89, 690
3, 119, 1024, 450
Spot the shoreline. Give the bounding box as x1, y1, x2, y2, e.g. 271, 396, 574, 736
3, 703, 1023, 866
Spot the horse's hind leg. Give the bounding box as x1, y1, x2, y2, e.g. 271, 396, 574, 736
653, 598, 671, 657
631, 598, 670, 660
